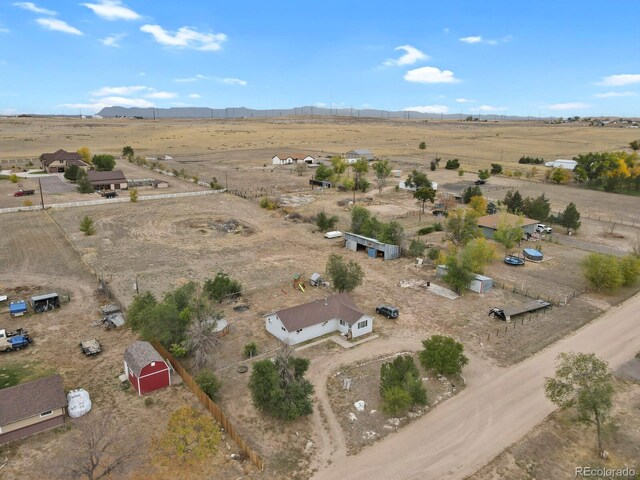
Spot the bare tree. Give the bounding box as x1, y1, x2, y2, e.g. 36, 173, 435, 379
65, 413, 140, 480
294, 162, 308, 176
186, 287, 224, 370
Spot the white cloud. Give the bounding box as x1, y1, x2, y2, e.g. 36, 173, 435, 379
404, 105, 449, 114
383, 45, 428, 66
0, 27, 10, 33
460, 36, 482, 44
188, 93, 201, 99
140, 24, 227, 51
545, 102, 591, 110
96, 96, 154, 108
599, 74, 640, 87
81, 0, 140, 21
36, 18, 83, 35
221, 78, 247, 86
173, 74, 209, 82
404, 66, 459, 84
101, 33, 126, 47
91, 85, 147, 96
478, 105, 507, 112
593, 91, 638, 98
13, 2, 56, 15
59, 102, 111, 111
455, 98, 474, 103
145, 91, 177, 99
171, 102, 190, 107
315, 102, 327, 107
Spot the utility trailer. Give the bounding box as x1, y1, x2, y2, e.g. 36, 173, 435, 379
80, 339, 102, 356
488, 300, 552, 322
30, 293, 60, 313
0, 328, 31, 352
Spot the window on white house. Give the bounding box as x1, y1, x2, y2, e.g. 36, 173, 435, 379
40, 410, 52, 417
339, 319, 346, 326
357, 320, 368, 329
296, 329, 302, 333
281, 327, 286, 331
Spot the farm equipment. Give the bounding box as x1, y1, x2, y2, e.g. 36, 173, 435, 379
99, 304, 125, 329
13, 189, 35, 197
80, 339, 102, 356
0, 328, 31, 352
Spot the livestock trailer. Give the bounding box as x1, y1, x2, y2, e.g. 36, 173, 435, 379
30, 293, 60, 313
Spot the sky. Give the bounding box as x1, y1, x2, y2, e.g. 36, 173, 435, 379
0, 1, 639, 116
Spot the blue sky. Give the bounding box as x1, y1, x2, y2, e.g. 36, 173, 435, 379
1, 1, 639, 116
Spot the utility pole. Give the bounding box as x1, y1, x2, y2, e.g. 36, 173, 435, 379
225, 172, 228, 190
38, 178, 45, 209
134, 275, 139, 295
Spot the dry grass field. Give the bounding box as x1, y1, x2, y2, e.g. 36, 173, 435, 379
1, 117, 639, 479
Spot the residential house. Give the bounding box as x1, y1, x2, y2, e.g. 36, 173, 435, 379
87, 170, 128, 190
345, 149, 374, 162
0, 375, 67, 444
40, 149, 89, 173
272, 153, 316, 165
477, 213, 538, 240
265, 293, 373, 345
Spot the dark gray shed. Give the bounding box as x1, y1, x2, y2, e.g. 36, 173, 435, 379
344, 232, 400, 260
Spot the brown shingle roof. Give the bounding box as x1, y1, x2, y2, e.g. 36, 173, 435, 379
477, 213, 538, 229
87, 170, 127, 185
41, 149, 84, 166
273, 293, 366, 331
0, 375, 67, 426
124, 341, 164, 377
274, 153, 313, 160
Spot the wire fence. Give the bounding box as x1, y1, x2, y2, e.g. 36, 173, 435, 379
150, 341, 265, 471
492, 279, 583, 306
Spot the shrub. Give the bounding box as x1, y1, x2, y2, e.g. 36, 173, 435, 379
204, 272, 242, 303
427, 247, 440, 261
144, 397, 154, 407
9, 173, 18, 183
433, 222, 443, 232
417, 226, 434, 235
129, 188, 138, 203
582, 253, 623, 292
490, 163, 503, 175
381, 386, 412, 416
444, 159, 460, 170
315, 211, 339, 232
408, 239, 426, 258
92, 154, 116, 171
419, 335, 469, 376
244, 342, 258, 358
210, 177, 224, 189
79, 216, 95, 236
169, 342, 188, 357
259, 197, 278, 210
430, 162, 436, 171
518, 156, 544, 165
22, 200, 33, 207
195, 371, 221, 401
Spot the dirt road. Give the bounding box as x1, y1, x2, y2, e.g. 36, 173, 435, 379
312, 292, 640, 480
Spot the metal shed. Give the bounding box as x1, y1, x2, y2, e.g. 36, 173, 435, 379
343, 232, 400, 260
436, 266, 493, 294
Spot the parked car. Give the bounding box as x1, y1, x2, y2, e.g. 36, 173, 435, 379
101, 191, 118, 198
375, 305, 399, 319
13, 189, 35, 196
535, 224, 552, 234
474, 179, 486, 185
432, 209, 448, 217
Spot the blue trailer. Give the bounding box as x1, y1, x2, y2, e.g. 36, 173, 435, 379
9, 301, 27, 317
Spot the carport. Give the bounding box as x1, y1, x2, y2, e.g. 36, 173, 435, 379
343, 232, 400, 260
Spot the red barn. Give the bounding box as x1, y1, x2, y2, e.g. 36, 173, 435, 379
124, 341, 171, 395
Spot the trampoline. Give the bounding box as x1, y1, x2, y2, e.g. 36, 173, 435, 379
504, 254, 525, 266
523, 248, 543, 262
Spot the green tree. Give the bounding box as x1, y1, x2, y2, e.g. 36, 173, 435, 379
381, 386, 413, 416
418, 335, 469, 376
127, 291, 158, 332
249, 346, 314, 421
203, 272, 242, 303
493, 212, 524, 252
325, 254, 364, 293
380, 356, 427, 410
558, 202, 581, 233
445, 159, 460, 170
582, 253, 623, 292
244, 342, 258, 358
64, 164, 80, 182
405, 169, 431, 189
314, 164, 333, 182
76, 170, 94, 193
372, 159, 392, 194
379, 221, 404, 246
79, 215, 95, 236
443, 250, 475, 294
444, 209, 479, 246
414, 186, 436, 216
503, 190, 524, 214
522, 193, 551, 221
462, 186, 482, 204
545, 352, 613, 457
352, 158, 369, 191
629, 140, 639, 151
122, 146, 135, 162
155, 406, 221, 465
550, 167, 571, 184
468, 196, 487, 216
408, 239, 426, 258
478, 169, 490, 181
92, 154, 116, 171
350, 205, 371, 235
490, 163, 503, 175
419, 141, 426, 150
195, 371, 221, 401
461, 237, 495, 274
330, 155, 347, 175
315, 211, 339, 232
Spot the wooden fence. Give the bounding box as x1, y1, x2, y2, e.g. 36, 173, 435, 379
150, 341, 265, 471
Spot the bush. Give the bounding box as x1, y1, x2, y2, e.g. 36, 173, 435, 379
419, 335, 468, 376
408, 239, 426, 258
204, 272, 242, 303
259, 197, 278, 210
315, 211, 339, 232
244, 342, 258, 358
444, 159, 460, 170
430, 162, 436, 171
582, 253, 623, 292
79, 216, 95, 236
427, 247, 440, 261
462, 186, 482, 204
381, 386, 413, 415
433, 222, 443, 232
417, 226, 434, 235
129, 188, 138, 203
196, 371, 221, 401
22, 200, 33, 207
9, 173, 18, 183
169, 342, 188, 357
518, 156, 544, 165
144, 397, 154, 407
210, 177, 224, 189
92, 154, 116, 171
490, 163, 503, 175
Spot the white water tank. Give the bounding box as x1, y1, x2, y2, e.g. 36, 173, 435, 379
67, 389, 92, 418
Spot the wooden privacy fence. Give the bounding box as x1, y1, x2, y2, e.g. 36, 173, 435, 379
151, 341, 265, 471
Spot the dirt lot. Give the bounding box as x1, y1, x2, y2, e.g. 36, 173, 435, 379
0, 211, 255, 480
468, 376, 640, 480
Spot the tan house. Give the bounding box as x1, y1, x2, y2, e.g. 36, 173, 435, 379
40, 149, 89, 173
87, 170, 128, 190
477, 213, 539, 240
0, 375, 67, 445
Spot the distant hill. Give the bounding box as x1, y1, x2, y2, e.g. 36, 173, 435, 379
97, 105, 534, 121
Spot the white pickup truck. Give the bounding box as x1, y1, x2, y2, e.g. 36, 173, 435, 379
535, 224, 552, 234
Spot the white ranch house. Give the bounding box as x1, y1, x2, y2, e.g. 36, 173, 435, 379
272, 153, 316, 165
544, 159, 577, 170
265, 293, 373, 345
